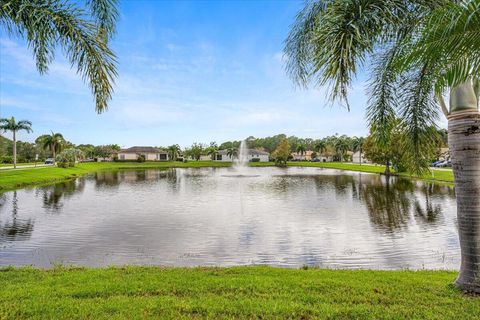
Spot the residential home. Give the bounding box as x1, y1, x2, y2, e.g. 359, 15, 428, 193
117, 146, 168, 161
215, 149, 269, 162
291, 150, 315, 161
352, 151, 370, 164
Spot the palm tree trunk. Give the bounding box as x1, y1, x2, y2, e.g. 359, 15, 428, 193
13, 130, 16, 169
449, 81, 480, 293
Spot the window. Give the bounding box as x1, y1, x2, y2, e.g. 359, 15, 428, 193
120, 154, 125, 160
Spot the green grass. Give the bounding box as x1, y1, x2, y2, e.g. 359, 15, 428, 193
0, 266, 476, 319
252, 161, 454, 183
0, 161, 230, 192
0, 160, 454, 192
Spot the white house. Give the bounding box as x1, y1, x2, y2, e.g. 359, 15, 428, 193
117, 146, 168, 161
352, 151, 370, 164
215, 149, 269, 162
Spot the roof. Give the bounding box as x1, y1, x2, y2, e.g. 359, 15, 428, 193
119, 146, 166, 154
218, 149, 269, 156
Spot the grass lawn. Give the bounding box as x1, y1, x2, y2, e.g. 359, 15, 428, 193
252, 161, 454, 183
0, 160, 454, 192
0, 266, 477, 319
0, 161, 230, 192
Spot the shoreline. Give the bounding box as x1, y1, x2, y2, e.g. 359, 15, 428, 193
0, 161, 454, 193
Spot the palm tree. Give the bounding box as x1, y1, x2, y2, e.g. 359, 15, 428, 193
226, 147, 238, 161
36, 132, 64, 163
285, 0, 480, 292
206, 143, 219, 161
314, 140, 327, 159
352, 137, 365, 165
296, 144, 306, 160
0, 0, 118, 113
0, 117, 32, 168
334, 139, 349, 162
167, 144, 181, 161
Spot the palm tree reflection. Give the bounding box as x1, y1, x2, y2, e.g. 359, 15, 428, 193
0, 191, 34, 243
40, 179, 86, 212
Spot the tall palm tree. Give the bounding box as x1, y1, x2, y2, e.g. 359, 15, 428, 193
36, 132, 64, 163
226, 147, 238, 161
0, 117, 32, 168
0, 0, 118, 113
334, 139, 349, 162
296, 144, 306, 160
352, 137, 365, 165
314, 140, 327, 158
285, 0, 480, 292
167, 144, 181, 161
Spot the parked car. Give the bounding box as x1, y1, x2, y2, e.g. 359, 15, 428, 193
435, 160, 451, 167
44, 158, 54, 164
312, 158, 321, 162
431, 160, 443, 167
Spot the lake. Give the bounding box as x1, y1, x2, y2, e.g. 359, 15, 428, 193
0, 167, 458, 269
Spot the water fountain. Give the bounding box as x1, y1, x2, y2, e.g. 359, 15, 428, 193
234, 140, 249, 169
223, 140, 259, 177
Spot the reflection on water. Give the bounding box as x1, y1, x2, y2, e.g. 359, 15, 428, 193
0, 167, 458, 269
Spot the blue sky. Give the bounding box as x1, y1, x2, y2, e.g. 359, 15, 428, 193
0, 0, 376, 148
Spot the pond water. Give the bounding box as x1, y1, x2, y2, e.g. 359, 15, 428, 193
0, 167, 458, 269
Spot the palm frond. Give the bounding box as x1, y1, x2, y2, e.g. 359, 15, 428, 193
0, 0, 118, 112
86, 0, 118, 39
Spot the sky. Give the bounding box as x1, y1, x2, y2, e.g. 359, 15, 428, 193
0, 0, 379, 148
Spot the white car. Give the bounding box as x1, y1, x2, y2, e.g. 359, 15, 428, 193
44, 158, 54, 164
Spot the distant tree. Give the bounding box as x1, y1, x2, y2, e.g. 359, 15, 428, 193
167, 144, 181, 161
206, 142, 219, 161
226, 147, 237, 160
36, 132, 64, 163
314, 140, 327, 156
77, 144, 95, 158
296, 144, 306, 160
334, 139, 350, 162
93, 145, 118, 161
189, 143, 204, 161
0, 0, 119, 112
311, 151, 317, 160
0, 117, 33, 168
272, 137, 291, 167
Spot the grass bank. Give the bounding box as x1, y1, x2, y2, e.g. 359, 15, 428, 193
0, 161, 454, 192
0, 161, 230, 192
0, 266, 476, 319
251, 161, 454, 183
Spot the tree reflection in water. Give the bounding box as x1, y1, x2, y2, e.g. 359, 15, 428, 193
39, 179, 86, 213
361, 176, 415, 232
359, 175, 455, 232
0, 191, 34, 243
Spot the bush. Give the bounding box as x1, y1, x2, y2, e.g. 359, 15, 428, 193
250, 158, 260, 162
56, 148, 84, 168
137, 155, 146, 163
0, 156, 13, 164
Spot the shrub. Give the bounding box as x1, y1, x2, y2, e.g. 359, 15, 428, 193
0, 156, 13, 164
250, 158, 260, 162
56, 148, 84, 168
137, 154, 146, 163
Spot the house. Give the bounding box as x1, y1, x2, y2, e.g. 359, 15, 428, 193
352, 151, 370, 164
117, 146, 168, 161
215, 149, 269, 162
291, 150, 315, 161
